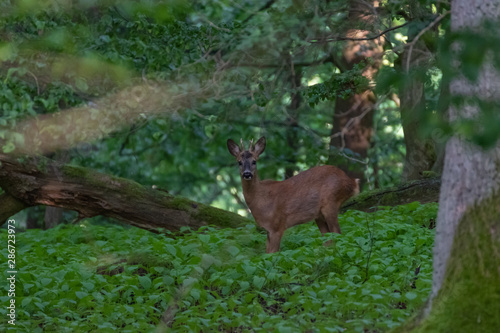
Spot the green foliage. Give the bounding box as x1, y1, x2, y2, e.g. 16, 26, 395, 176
305, 63, 370, 106
0, 202, 437, 332
0, 0, 437, 210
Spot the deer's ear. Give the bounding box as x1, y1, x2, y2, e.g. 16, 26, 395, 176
254, 136, 266, 156
227, 139, 241, 157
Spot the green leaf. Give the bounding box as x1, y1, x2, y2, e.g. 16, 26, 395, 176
243, 265, 256, 276
405, 292, 417, 300
2, 142, 15, 153
138, 276, 152, 290
75, 291, 88, 299
82, 282, 94, 290
21, 297, 32, 307
40, 278, 52, 286
165, 244, 177, 256
190, 288, 201, 300
199, 234, 210, 243
183, 277, 198, 287
227, 245, 240, 257
253, 276, 266, 290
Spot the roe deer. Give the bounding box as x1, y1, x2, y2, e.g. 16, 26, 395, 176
227, 136, 359, 253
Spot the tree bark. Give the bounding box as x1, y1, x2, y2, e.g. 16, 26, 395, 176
407, 1, 500, 331
329, 0, 383, 184
0, 193, 27, 224
0, 154, 251, 231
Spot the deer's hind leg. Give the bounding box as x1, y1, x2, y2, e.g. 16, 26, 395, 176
315, 216, 329, 235
320, 205, 341, 234
266, 229, 284, 253
316, 215, 334, 247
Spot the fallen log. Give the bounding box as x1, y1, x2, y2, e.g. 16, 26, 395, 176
341, 177, 441, 212
0, 154, 251, 231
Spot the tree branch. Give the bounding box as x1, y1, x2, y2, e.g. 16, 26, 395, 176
405, 11, 450, 72
309, 22, 410, 43
242, 0, 276, 24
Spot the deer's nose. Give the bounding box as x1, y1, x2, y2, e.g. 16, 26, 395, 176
242, 171, 253, 180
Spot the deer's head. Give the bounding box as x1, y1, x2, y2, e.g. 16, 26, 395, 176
227, 136, 266, 180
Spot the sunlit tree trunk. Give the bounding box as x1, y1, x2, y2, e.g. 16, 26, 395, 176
329, 0, 383, 185
408, 1, 500, 331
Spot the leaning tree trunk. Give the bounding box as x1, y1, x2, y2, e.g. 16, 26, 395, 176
400, 3, 447, 181
400, 39, 438, 181
329, 0, 383, 185
0, 154, 251, 231
407, 1, 500, 331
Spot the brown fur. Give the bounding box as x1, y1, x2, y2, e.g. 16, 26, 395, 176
228, 137, 359, 253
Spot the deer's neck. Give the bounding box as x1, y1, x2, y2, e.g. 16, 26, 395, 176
241, 173, 262, 208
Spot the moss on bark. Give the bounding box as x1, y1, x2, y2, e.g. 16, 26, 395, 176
194, 205, 250, 229
0, 154, 252, 231
341, 177, 440, 212
399, 191, 500, 332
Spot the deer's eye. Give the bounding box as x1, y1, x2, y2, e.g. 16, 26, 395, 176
238, 161, 243, 166
252, 161, 256, 165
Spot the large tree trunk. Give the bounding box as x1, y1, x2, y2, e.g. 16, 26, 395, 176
329, 0, 383, 185
0, 154, 251, 231
408, 1, 500, 331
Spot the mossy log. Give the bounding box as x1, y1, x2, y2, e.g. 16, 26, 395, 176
341, 177, 441, 213
0, 193, 28, 223
0, 154, 251, 231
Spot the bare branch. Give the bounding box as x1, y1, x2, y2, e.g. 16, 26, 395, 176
309, 22, 410, 44
405, 11, 451, 72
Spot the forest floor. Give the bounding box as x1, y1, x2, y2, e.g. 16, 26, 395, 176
0, 202, 437, 332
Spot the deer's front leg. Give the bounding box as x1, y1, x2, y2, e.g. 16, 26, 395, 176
266, 230, 284, 253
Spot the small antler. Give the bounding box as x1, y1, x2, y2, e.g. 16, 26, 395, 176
249, 139, 254, 151
239, 138, 245, 151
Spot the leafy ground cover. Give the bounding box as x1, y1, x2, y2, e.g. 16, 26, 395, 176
0, 202, 437, 332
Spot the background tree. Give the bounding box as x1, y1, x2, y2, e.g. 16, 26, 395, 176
328, 0, 383, 184
405, 0, 500, 331
398, 3, 447, 181
0, 1, 446, 220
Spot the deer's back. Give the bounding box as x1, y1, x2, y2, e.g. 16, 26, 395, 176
256, 165, 357, 228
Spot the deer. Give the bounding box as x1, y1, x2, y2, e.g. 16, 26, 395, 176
227, 136, 360, 253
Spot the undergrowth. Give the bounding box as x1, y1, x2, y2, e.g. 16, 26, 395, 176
0, 202, 437, 332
